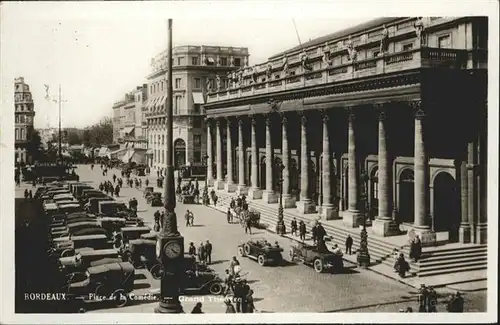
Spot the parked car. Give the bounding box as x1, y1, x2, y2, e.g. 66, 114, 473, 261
113, 226, 151, 248
120, 239, 163, 279
148, 192, 162, 206
288, 242, 344, 273
58, 248, 120, 275
237, 238, 284, 266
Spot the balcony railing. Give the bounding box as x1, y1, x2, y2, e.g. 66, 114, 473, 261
206, 47, 468, 103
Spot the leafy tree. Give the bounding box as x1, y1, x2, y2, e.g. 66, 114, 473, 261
67, 131, 82, 145
25, 129, 44, 163
84, 117, 113, 147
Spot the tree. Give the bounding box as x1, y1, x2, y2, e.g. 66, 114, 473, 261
25, 129, 44, 163
84, 117, 113, 147
67, 131, 82, 146
82, 129, 91, 147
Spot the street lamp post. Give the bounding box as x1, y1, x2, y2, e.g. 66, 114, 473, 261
155, 19, 184, 314
276, 162, 286, 235
357, 169, 371, 268
203, 154, 209, 205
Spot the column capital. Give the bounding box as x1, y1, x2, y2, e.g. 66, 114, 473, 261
216, 118, 221, 126
321, 109, 329, 123
265, 115, 272, 126
298, 111, 307, 125
415, 108, 425, 120
348, 111, 355, 123
378, 110, 387, 121
281, 115, 288, 125
408, 99, 422, 110
373, 103, 385, 110
226, 117, 233, 126
238, 119, 244, 127
268, 98, 282, 114
250, 116, 257, 126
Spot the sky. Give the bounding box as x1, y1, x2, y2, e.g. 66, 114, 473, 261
0, 1, 497, 130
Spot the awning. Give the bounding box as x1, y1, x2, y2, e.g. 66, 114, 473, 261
123, 126, 134, 135
146, 98, 154, 110
130, 150, 146, 165
122, 150, 133, 163
192, 92, 204, 104
155, 96, 165, 109
146, 148, 154, 155
151, 97, 160, 111
206, 57, 215, 64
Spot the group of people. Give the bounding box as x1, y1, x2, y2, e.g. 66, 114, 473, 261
415, 284, 464, 312
184, 209, 195, 226
176, 179, 200, 203
99, 180, 120, 197
222, 257, 257, 313
188, 240, 213, 265
23, 189, 33, 199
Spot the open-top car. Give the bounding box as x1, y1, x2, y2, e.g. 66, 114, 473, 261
148, 192, 162, 207
58, 248, 120, 275
237, 238, 284, 266
288, 242, 344, 273
65, 261, 135, 308
120, 239, 162, 279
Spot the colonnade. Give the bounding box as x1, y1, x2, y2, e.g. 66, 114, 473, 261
205, 101, 481, 243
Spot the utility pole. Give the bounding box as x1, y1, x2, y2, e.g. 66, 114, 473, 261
58, 84, 63, 163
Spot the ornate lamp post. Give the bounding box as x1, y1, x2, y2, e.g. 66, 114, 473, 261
276, 161, 286, 235
357, 169, 371, 268
155, 19, 184, 314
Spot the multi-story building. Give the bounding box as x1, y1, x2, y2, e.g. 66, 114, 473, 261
146, 45, 249, 170
203, 17, 488, 245
14, 77, 36, 164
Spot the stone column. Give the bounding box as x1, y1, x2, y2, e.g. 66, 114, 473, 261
476, 122, 487, 243
281, 115, 295, 208
458, 158, 471, 243
320, 112, 338, 220
206, 119, 214, 186
412, 106, 436, 245
343, 110, 362, 227
224, 118, 237, 192
467, 141, 476, 243
214, 119, 225, 189
262, 115, 278, 203
373, 109, 399, 236
248, 116, 262, 199
237, 119, 247, 195
296, 114, 315, 214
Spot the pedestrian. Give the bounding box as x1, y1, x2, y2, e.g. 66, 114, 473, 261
244, 216, 252, 235
24, 189, 29, 199
299, 220, 306, 241
198, 242, 206, 265
205, 240, 212, 264
427, 286, 438, 312
188, 242, 196, 256
159, 210, 165, 229
446, 292, 464, 312
229, 256, 240, 276
417, 284, 428, 312
291, 218, 298, 236
28, 190, 33, 199
114, 184, 120, 197
227, 208, 232, 224
213, 194, 218, 207
224, 298, 236, 313
345, 235, 353, 255
185, 210, 192, 227
139, 178, 142, 188
189, 211, 195, 226
113, 174, 116, 183
191, 302, 203, 314
233, 278, 244, 313
245, 289, 256, 313
145, 178, 149, 187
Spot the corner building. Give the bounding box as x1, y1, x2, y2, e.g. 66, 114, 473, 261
203, 17, 488, 245
14, 77, 36, 164
146, 45, 249, 170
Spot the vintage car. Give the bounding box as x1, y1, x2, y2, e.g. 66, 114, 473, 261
180, 194, 196, 204
65, 262, 135, 308
98, 201, 128, 217
51, 222, 105, 238
288, 242, 344, 273
147, 192, 162, 206
113, 226, 151, 248
120, 239, 162, 279
57, 203, 82, 215
51, 234, 110, 258
58, 248, 120, 274
139, 232, 158, 241
98, 217, 127, 238
237, 238, 284, 266
235, 208, 261, 227
143, 187, 154, 199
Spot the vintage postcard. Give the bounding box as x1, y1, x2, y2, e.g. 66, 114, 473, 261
0, 0, 497, 324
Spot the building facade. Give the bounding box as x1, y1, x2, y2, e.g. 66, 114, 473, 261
112, 85, 148, 147
203, 17, 488, 245
14, 77, 36, 164
146, 45, 249, 170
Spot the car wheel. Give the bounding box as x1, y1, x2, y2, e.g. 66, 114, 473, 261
288, 248, 295, 262
61, 249, 73, 258
237, 246, 246, 257
122, 250, 132, 263
95, 284, 107, 298
150, 264, 164, 280
243, 244, 251, 256
257, 254, 266, 266
208, 282, 223, 295
313, 258, 324, 273
111, 289, 128, 308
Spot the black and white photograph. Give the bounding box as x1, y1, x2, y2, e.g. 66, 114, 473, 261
0, 1, 498, 324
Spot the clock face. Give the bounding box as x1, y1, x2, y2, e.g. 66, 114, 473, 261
164, 241, 182, 258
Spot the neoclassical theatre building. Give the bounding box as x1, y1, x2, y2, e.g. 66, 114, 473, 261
203, 17, 488, 245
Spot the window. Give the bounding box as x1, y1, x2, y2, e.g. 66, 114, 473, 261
20, 115, 25, 123
402, 43, 413, 51
191, 57, 199, 65
175, 78, 182, 89
175, 96, 182, 114
176, 57, 183, 65
150, 85, 153, 94
194, 78, 201, 89
193, 117, 202, 127
275, 74, 280, 80
193, 151, 201, 163
158, 135, 161, 145
220, 57, 228, 66
223, 79, 229, 89
193, 135, 202, 146
15, 115, 19, 123
438, 35, 451, 49
162, 135, 165, 144
193, 104, 201, 114
290, 71, 296, 76
20, 129, 25, 140
234, 58, 241, 66
372, 50, 380, 58
15, 128, 19, 140
162, 150, 164, 164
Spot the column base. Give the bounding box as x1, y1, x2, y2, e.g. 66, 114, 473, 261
224, 182, 237, 193
475, 223, 487, 244
262, 191, 278, 204
412, 227, 437, 247
296, 199, 316, 214
247, 188, 263, 200
236, 185, 248, 196
206, 178, 214, 187
458, 223, 471, 244
372, 218, 401, 237
343, 210, 362, 228
282, 195, 296, 208
213, 180, 225, 190
320, 205, 340, 220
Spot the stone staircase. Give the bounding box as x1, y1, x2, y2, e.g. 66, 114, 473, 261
213, 190, 487, 279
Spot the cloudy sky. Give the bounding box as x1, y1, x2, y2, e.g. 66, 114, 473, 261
0, 1, 495, 129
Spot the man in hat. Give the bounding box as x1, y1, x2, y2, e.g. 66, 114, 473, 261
447, 291, 464, 312
205, 240, 213, 265
417, 284, 429, 312
427, 286, 438, 312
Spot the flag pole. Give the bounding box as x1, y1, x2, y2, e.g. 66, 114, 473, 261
58, 84, 63, 163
